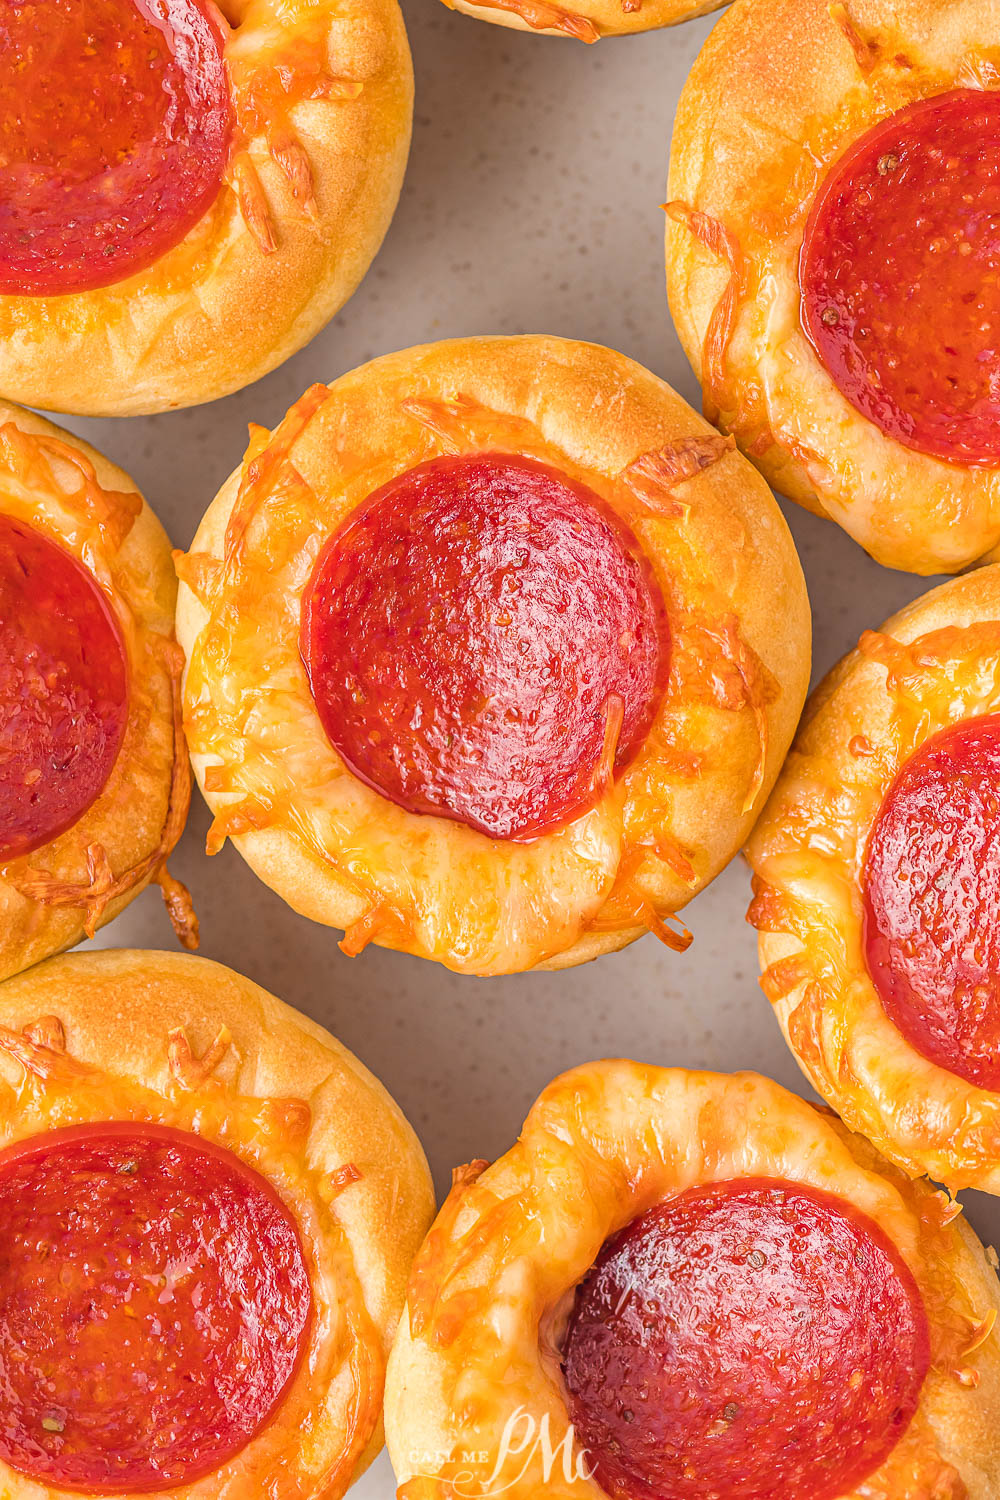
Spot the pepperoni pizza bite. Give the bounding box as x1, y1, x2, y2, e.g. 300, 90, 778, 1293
385, 1062, 1000, 1500
0, 402, 193, 982
747, 567, 1000, 1195
0, 948, 434, 1498
0, 0, 412, 416
665, 0, 1000, 576
436, 0, 722, 46
175, 336, 810, 977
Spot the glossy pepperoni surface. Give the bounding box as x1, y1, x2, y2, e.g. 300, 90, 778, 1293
0, 1122, 312, 1493
864, 714, 1000, 1090
301, 452, 669, 841
562, 1177, 929, 1500
0, 0, 232, 295
0, 513, 129, 860
800, 89, 1000, 465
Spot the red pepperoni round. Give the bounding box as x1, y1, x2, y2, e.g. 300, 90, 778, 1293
562, 1177, 929, 1500
0, 0, 232, 296
301, 452, 669, 841
863, 714, 1000, 1091
0, 513, 129, 861
0, 1122, 312, 1493
800, 89, 1000, 465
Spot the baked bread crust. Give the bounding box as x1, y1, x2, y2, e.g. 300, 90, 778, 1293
440, 0, 724, 44
0, 948, 435, 1499
175, 334, 810, 976
0, 0, 412, 416
0, 401, 191, 981
665, 0, 1000, 575
385, 1060, 1000, 1500
748, 566, 1000, 1194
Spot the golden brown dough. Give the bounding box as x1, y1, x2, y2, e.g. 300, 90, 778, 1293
385, 1060, 1000, 1500
0, 0, 412, 416
0, 948, 435, 1499
748, 566, 1000, 1194
440, 0, 724, 44
666, 0, 1000, 574
176, 334, 810, 976
0, 401, 191, 982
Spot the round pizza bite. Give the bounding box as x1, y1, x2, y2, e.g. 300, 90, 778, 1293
665, 0, 1000, 575
385, 1061, 1000, 1500
747, 567, 1000, 1195
437, 0, 722, 45
0, 0, 412, 416
0, 402, 193, 983
0, 948, 434, 1498
175, 335, 810, 977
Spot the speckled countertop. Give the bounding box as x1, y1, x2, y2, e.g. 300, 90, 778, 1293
64, 5, 994, 1495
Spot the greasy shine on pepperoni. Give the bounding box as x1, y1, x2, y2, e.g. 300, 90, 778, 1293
0, 514, 129, 860
864, 714, 1000, 1091
562, 1178, 929, 1500
0, 0, 232, 295
301, 452, 669, 841
0, 1122, 312, 1493
800, 89, 1000, 465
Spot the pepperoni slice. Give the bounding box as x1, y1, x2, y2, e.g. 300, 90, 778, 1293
0, 1122, 312, 1493
863, 714, 1000, 1091
0, 514, 129, 860
0, 0, 232, 296
301, 452, 669, 841
562, 1177, 929, 1500
800, 89, 1000, 465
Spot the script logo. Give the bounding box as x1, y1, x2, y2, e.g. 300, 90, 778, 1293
410, 1406, 596, 1496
